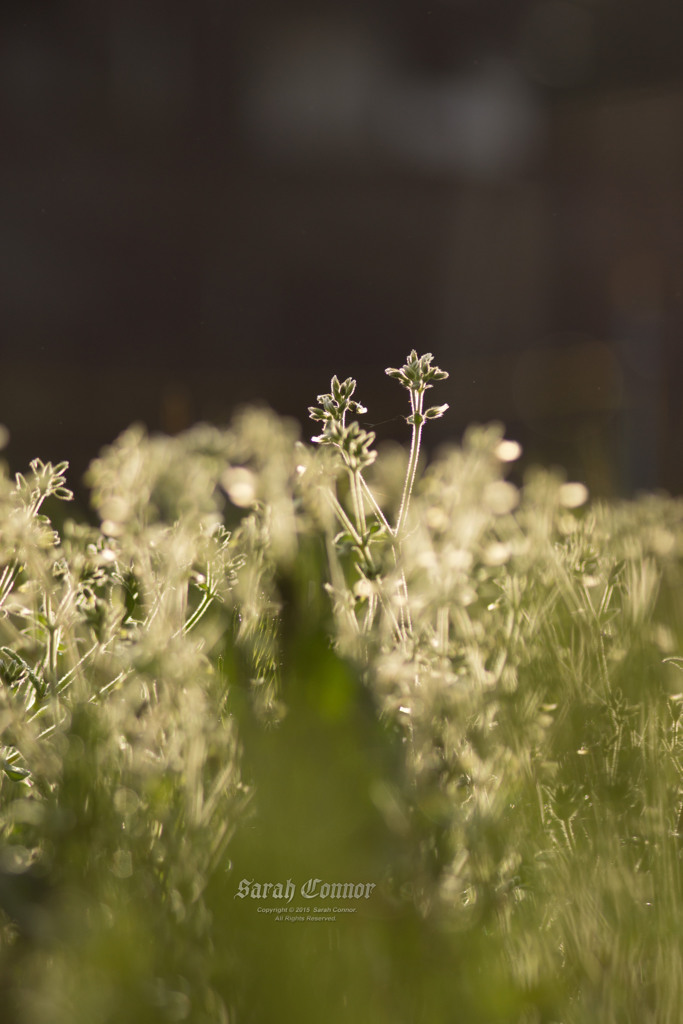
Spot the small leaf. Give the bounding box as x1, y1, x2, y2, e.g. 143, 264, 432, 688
334, 532, 357, 546
425, 404, 449, 419
3, 762, 30, 782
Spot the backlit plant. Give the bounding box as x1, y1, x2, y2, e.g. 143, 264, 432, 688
0, 355, 682, 1024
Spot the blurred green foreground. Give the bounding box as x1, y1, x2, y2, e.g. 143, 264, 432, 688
1, 408, 683, 1023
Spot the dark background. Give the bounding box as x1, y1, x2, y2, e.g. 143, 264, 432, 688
2, 0, 683, 500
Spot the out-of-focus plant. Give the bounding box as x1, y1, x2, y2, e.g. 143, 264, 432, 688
0, 354, 682, 1024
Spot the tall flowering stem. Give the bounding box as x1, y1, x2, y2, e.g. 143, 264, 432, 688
308, 354, 449, 644
385, 351, 449, 537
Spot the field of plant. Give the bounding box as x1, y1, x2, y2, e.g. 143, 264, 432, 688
1, 352, 682, 1023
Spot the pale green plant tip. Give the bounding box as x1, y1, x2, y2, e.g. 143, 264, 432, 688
385, 350, 449, 390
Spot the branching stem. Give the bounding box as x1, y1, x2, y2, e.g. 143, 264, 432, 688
396, 387, 425, 536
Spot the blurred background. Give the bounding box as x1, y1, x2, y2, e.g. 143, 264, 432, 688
2, 0, 683, 500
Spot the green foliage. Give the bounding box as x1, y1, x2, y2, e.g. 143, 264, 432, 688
0, 357, 682, 1023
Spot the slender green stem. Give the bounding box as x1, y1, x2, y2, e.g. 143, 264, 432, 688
326, 483, 379, 578
377, 589, 408, 647
359, 477, 394, 537
326, 489, 363, 548
326, 482, 406, 644
350, 470, 367, 541
48, 627, 60, 688
324, 533, 360, 642
96, 668, 132, 699
437, 605, 449, 655
182, 592, 213, 636
362, 592, 377, 633
0, 564, 11, 594
396, 388, 425, 536
57, 639, 99, 692
356, 475, 413, 638
0, 563, 18, 608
